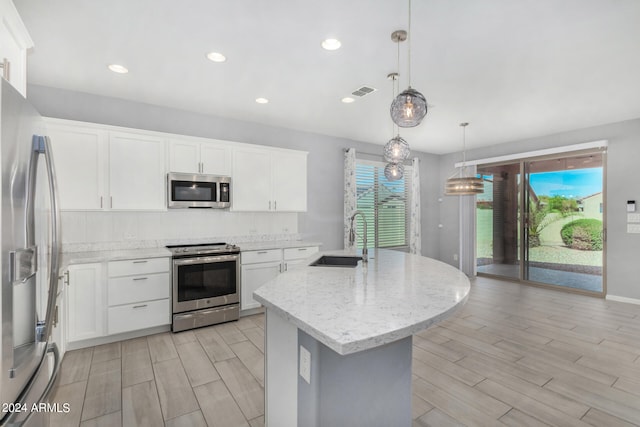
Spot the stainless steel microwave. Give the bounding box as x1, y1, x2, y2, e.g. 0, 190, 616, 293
167, 172, 231, 209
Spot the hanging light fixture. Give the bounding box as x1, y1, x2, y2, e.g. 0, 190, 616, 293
384, 162, 405, 181
383, 71, 408, 180
384, 69, 410, 164
445, 123, 484, 195
390, 0, 428, 128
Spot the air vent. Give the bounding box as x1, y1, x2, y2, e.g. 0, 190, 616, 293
351, 85, 377, 97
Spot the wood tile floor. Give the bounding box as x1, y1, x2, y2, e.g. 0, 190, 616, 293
49, 276, 640, 426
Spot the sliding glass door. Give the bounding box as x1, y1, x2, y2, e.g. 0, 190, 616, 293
477, 151, 605, 294
476, 162, 521, 279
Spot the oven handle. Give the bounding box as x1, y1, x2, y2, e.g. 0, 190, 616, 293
172, 253, 239, 266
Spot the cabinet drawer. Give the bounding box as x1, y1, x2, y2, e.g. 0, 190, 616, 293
108, 272, 170, 306
241, 249, 282, 264
108, 298, 170, 335
108, 257, 170, 277
283, 246, 319, 261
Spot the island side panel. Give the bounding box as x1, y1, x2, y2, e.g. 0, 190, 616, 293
265, 309, 298, 427
298, 330, 413, 427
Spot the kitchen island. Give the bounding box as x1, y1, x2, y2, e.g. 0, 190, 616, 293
253, 248, 470, 427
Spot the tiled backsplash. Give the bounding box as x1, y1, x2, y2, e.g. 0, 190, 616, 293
61, 210, 299, 252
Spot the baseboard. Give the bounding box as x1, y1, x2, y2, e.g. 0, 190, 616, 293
605, 294, 640, 305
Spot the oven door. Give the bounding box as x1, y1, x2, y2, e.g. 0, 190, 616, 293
172, 254, 239, 313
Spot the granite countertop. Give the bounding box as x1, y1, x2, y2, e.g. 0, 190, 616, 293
235, 240, 322, 251
253, 248, 470, 356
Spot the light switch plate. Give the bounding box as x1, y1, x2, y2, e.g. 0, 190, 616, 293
627, 223, 640, 234
628, 213, 640, 223
299, 345, 311, 384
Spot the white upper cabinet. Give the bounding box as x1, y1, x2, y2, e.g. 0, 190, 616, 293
232, 147, 307, 212
169, 137, 231, 175
109, 132, 166, 210
0, 0, 33, 96
272, 151, 307, 212
48, 123, 107, 210
232, 147, 272, 211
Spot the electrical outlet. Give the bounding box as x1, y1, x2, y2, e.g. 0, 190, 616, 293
299, 345, 311, 384
453, 254, 459, 261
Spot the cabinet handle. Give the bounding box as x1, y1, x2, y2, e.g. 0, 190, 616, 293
53, 305, 59, 327
279, 263, 282, 273
274, 200, 277, 211
0, 58, 10, 82
298, 248, 308, 251
110, 196, 113, 208
64, 270, 70, 286
284, 263, 288, 271
133, 277, 148, 281
269, 200, 271, 210
257, 251, 268, 254
100, 196, 103, 209
133, 304, 148, 309
133, 260, 148, 264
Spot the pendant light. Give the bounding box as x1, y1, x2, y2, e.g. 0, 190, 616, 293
390, 0, 428, 128
445, 123, 484, 195
383, 61, 409, 181
384, 162, 405, 181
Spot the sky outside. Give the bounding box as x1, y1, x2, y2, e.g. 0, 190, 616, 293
529, 168, 603, 198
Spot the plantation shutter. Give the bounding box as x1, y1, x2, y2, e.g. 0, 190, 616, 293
354, 160, 411, 249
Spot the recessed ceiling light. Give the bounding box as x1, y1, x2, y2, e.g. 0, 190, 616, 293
108, 64, 128, 74
255, 97, 269, 104
341, 97, 355, 104
206, 52, 227, 63
321, 38, 342, 51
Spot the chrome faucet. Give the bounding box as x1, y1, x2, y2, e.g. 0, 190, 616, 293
348, 210, 368, 263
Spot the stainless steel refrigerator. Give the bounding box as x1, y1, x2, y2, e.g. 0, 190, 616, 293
0, 79, 61, 426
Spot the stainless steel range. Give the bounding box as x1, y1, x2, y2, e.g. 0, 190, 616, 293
167, 243, 240, 332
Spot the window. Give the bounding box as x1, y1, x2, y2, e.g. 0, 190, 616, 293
354, 160, 411, 249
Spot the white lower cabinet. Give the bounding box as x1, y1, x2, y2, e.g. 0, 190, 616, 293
65, 263, 105, 343
107, 257, 171, 335
240, 246, 319, 312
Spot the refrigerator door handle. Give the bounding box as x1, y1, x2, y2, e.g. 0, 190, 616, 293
27, 135, 62, 343
40, 136, 62, 344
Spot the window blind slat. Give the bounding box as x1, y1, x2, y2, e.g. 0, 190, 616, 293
354, 161, 411, 249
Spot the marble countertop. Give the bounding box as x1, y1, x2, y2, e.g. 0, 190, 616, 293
59, 240, 322, 272
60, 247, 172, 271
253, 249, 470, 355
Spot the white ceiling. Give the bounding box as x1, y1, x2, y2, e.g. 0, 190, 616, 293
15, 0, 640, 154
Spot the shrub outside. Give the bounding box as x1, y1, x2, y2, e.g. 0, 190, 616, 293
560, 219, 603, 251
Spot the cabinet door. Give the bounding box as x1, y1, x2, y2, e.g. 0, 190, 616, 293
109, 132, 166, 210
241, 261, 281, 311
66, 263, 104, 342
0, 0, 32, 96
48, 125, 107, 210
272, 151, 307, 212
201, 143, 231, 175
169, 139, 200, 173
232, 148, 272, 211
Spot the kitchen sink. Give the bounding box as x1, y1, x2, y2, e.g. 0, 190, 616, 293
309, 255, 362, 267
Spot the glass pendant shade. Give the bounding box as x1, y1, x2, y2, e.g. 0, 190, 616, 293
384, 135, 410, 163
384, 162, 404, 181
390, 87, 427, 128
445, 176, 484, 195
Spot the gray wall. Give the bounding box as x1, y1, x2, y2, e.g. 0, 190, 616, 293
28, 84, 441, 255
438, 117, 640, 299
